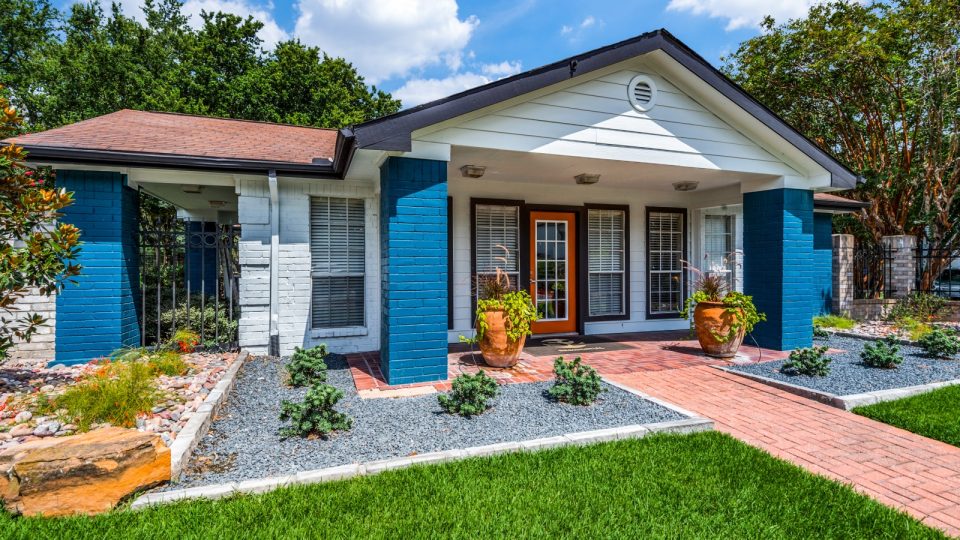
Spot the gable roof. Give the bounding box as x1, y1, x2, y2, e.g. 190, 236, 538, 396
352, 29, 860, 189
8, 110, 352, 177
813, 192, 870, 212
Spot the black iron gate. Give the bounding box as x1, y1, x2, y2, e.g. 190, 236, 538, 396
139, 193, 241, 349
853, 243, 895, 299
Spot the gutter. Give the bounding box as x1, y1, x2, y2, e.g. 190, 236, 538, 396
268, 170, 280, 356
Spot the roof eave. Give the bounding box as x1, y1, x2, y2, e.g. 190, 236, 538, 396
20, 146, 342, 178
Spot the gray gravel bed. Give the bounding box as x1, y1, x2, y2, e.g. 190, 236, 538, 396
170, 354, 685, 488
730, 334, 960, 395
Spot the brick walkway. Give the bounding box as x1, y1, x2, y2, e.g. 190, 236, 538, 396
346, 331, 789, 397
609, 366, 960, 536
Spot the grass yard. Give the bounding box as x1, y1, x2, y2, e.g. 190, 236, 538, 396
854, 385, 960, 448
0, 432, 942, 539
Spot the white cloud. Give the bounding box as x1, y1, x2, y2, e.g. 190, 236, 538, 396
666, 0, 836, 31
294, 0, 479, 84
560, 25, 573, 35
393, 72, 490, 107
481, 60, 522, 77
580, 15, 595, 29
115, 0, 288, 47
560, 15, 601, 42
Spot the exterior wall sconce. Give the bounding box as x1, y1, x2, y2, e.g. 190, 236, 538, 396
575, 173, 600, 185
672, 181, 699, 192
460, 165, 486, 178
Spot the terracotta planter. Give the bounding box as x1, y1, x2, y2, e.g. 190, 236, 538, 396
693, 301, 745, 358
477, 309, 526, 368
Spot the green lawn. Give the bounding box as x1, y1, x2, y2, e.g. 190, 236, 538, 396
0, 432, 942, 539
854, 385, 960, 447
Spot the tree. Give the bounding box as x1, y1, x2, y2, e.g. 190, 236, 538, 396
723, 0, 960, 286
0, 93, 81, 361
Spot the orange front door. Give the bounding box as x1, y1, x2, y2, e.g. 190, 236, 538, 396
529, 211, 577, 334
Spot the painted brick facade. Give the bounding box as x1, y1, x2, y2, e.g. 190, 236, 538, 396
55, 170, 140, 364
743, 188, 814, 350
813, 213, 833, 315
379, 157, 448, 384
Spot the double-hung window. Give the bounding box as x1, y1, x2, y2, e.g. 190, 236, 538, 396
310, 197, 365, 328
647, 208, 685, 317
474, 204, 520, 295
703, 214, 735, 289
587, 209, 626, 317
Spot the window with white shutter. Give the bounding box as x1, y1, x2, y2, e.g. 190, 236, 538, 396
704, 214, 735, 289
474, 204, 520, 296
647, 209, 685, 317
587, 209, 626, 317
310, 197, 365, 328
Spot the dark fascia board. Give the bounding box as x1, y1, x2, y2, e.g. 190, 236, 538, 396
19, 137, 352, 179
813, 198, 871, 212
352, 29, 861, 190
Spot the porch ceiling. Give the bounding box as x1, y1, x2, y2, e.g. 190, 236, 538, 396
449, 146, 778, 192
140, 181, 238, 213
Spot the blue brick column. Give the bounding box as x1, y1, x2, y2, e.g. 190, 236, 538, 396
56, 170, 141, 364
813, 213, 833, 315
379, 157, 448, 384
743, 188, 814, 350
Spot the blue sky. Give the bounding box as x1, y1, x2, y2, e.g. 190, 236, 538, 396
63, 0, 829, 106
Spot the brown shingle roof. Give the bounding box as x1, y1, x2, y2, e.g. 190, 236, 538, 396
8, 109, 338, 165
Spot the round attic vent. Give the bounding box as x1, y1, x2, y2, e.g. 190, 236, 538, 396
627, 74, 657, 112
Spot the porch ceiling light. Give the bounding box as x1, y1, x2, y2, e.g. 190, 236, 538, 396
181, 184, 203, 194
208, 200, 226, 208
460, 165, 486, 178
575, 173, 600, 185
672, 181, 699, 192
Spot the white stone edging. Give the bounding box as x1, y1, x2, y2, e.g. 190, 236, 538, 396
716, 365, 960, 411
131, 413, 713, 509
169, 351, 249, 480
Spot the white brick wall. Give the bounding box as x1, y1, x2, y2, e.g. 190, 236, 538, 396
236, 176, 380, 357
3, 288, 57, 366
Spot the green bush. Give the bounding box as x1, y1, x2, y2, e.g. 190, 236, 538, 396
438, 371, 499, 417
286, 345, 328, 387
155, 300, 239, 347
812, 325, 829, 339
861, 335, 903, 369
782, 346, 832, 377
55, 361, 162, 431
888, 292, 947, 323
813, 315, 855, 330
917, 328, 960, 359
548, 356, 605, 405
279, 383, 352, 438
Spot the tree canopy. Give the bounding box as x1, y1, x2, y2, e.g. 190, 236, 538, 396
0, 0, 401, 132
723, 0, 960, 280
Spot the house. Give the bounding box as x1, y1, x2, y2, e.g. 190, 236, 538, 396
5, 29, 864, 384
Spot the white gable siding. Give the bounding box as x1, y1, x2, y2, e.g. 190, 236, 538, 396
417, 66, 800, 178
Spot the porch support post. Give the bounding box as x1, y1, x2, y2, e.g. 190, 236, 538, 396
813, 213, 833, 315
55, 170, 141, 364
832, 234, 854, 315
743, 188, 814, 350
881, 235, 917, 299
379, 157, 448, 385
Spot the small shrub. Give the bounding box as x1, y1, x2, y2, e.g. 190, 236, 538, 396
782, 346, 832, 377
917, 328, 960, 359
888, 292, 947, 323
279, 383, 352, 438
548, 356, 605, 405
813, 325, 829, 339
861, 335, 904, 369
813, 315, 856, 330
147, 350, 189, 376
56, 361, 161, 431
286, 345, 329, 387
171, 329, 200, 353
438, 371, 499, 417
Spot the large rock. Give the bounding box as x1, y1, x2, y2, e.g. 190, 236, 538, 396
0, 427, 170, 516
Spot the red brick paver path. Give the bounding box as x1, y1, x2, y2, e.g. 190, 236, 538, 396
610, 366, 960, 536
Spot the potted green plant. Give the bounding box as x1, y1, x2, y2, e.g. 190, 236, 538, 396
470, 269, 538, 368
680, 266, 765, 358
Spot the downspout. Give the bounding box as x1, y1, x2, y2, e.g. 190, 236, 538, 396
268, 170, 280, 356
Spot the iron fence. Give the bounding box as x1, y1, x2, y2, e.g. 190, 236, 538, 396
853, 243, 895, 299
916, 246, 960, 300
139, 203, 240, 349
